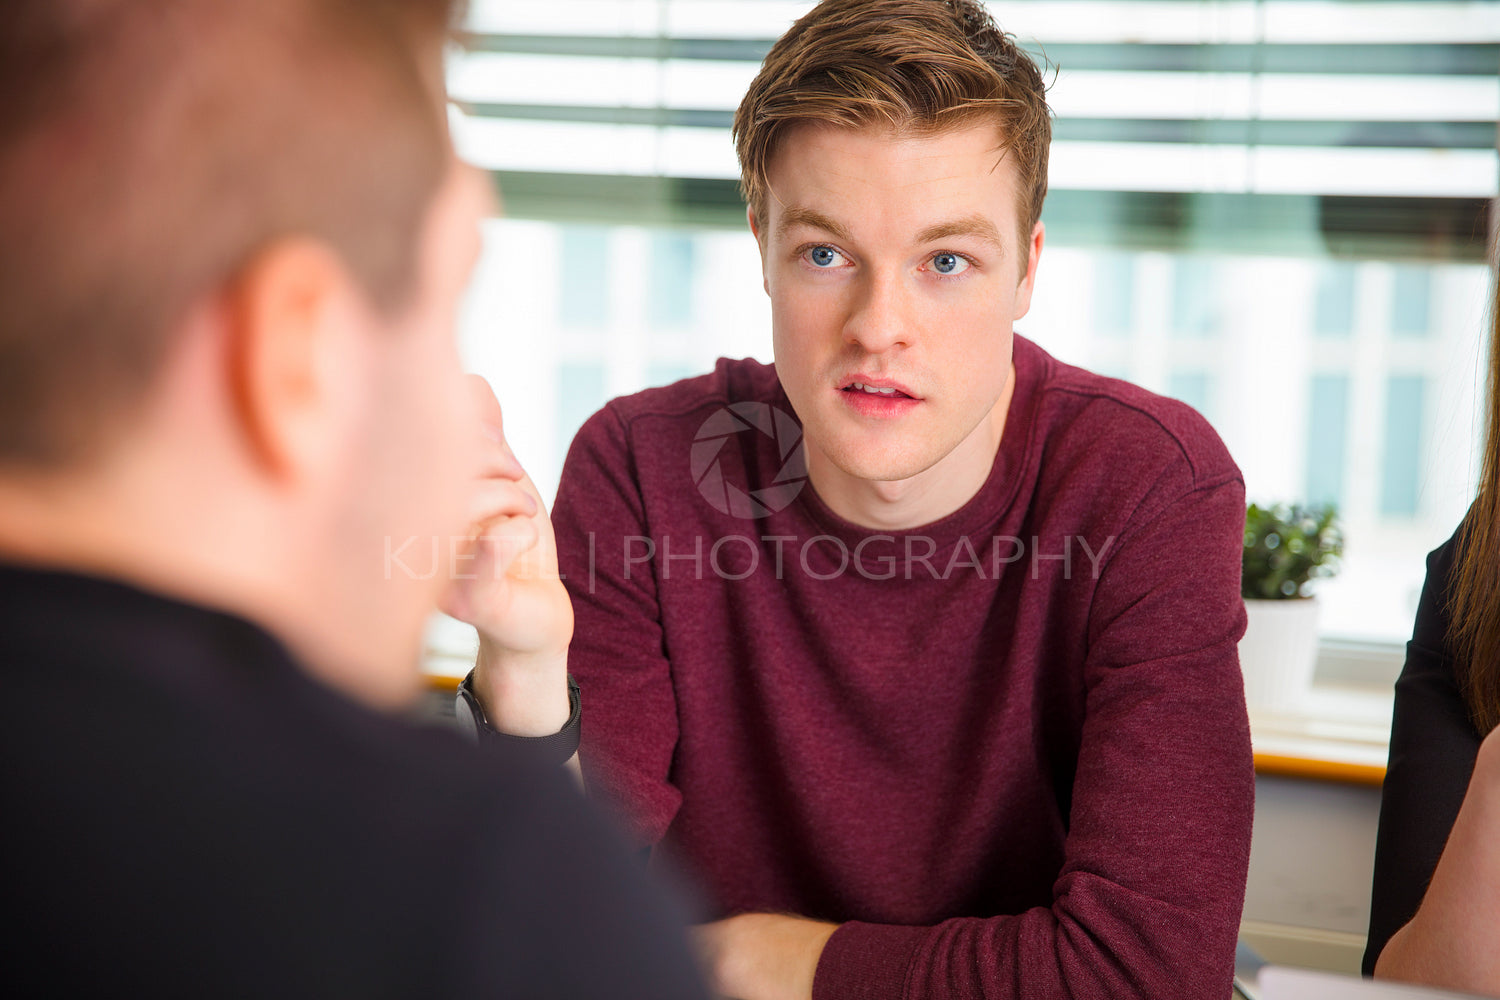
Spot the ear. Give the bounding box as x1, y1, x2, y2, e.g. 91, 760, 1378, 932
747, 206, 770, 297
223, 239, 365, 482
1012, 221, 1045, 321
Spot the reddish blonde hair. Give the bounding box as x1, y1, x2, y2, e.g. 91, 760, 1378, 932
733, 0, 1052, 265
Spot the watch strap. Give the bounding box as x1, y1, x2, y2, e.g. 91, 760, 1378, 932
455, 671, 581, 768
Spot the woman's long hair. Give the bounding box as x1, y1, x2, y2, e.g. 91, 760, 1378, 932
1451, 266, 1500, 735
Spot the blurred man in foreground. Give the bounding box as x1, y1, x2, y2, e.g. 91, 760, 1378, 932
0, 2, 705, 996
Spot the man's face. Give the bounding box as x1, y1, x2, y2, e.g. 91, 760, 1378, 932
337, 160, 492, 681
755, 122, 1042, 489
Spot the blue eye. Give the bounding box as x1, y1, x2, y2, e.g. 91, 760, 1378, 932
807, 246, 843, 268
931, 252, 970, 276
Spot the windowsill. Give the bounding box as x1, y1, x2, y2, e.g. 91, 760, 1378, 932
422, 640, 1401, 786
1250, 639, 1400, 786
1251, 683, 1393, 786
424, 649, 471, 692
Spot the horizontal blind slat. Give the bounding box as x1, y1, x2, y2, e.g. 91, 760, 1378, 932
466, 0, 1500, 44
454, 0, 1499, 245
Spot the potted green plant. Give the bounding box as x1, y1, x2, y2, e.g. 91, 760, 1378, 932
1239, 503, 1344, 714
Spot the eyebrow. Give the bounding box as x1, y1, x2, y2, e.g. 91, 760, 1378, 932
776, 207, 854, 244
914, 214, 1006, 254
777, 207, 1007, 258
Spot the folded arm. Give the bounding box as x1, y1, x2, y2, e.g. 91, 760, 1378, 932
700, 474, 1257, 1000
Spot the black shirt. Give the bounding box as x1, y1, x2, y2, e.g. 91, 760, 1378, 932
0, 563, 708, 999
1364, 527, 1480, 975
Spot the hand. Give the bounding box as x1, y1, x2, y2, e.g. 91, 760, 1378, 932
440, 376, 574, 735
693, 913, 838, 1000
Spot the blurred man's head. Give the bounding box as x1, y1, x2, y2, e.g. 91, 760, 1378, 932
732, 0, 1052, 524
0, 0, 456, 465
0, 0, 484, 704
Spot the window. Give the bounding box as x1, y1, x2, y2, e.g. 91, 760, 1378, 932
1313, 263, 1355, 339
1305, 374, 1349, 509
1171, 257, 1220, 339
1092, 252, 1137, 338
1390, 266, 1432, 339
438, 0, 1499, 661
558, 227, 612, 329
649, 232, 698, 330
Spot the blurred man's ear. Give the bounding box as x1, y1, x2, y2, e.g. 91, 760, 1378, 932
223, 240, 363, 483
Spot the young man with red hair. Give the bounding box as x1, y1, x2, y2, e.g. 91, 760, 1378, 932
464, 1, 1256, 997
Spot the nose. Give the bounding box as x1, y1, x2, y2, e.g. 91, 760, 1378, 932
842, 268, 912, 355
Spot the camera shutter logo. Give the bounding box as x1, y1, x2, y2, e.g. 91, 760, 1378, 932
690, 403, 807, 519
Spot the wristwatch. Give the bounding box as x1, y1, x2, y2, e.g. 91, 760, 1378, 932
454, 671, 582, 768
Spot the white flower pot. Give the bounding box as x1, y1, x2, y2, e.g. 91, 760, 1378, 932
1239, 597, 1321, 715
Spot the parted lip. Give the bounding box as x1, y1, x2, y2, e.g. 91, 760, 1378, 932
837, 373, 921, 399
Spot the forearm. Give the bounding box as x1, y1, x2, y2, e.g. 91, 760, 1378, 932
813, 657, 1251, 996
472, 639, 581, 783
473, 638, 570, 735
814, 886, 1241, 1000
1375, 733, 1500, 991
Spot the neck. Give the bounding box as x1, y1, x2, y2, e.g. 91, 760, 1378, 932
0, 462, 286, 628
0, 462, 418, 711
808, 362, 1015, 531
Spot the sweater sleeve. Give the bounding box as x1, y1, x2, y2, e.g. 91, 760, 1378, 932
813, 470, 1255, 1000
1364, 529, 1478, 975
552, 404, 684, 846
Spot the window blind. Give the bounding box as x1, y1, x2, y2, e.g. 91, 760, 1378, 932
449, 0, 1499, 257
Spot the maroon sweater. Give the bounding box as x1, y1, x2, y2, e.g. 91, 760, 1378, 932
553, 336, 1254, 1000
